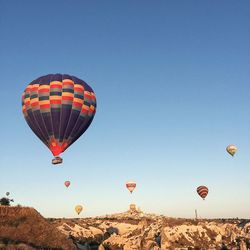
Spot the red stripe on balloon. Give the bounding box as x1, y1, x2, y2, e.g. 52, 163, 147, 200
50, 84, 62, 89
31, 102, 39, 107
39, 89, 50, 93
62, 96, 73, 101
50, 100, 61, 104
73, 102, 82, 108
40, 104, 50, 109
75, 87, 84, 92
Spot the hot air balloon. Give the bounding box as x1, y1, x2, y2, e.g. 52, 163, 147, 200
226, 144, 237, 157
126, 181, 136, 194
196, 186, 208, 200
75, 205, 83, 215
64, 181, 70, 188
22, 74, 96, 165
6, 192, 10, 196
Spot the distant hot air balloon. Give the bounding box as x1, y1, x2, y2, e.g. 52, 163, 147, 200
22, 74, 97, 165
75, 205, 83, 215
226, 144, 237, 157
126, 181, 136, 194
6, 192, 10, 196
196, 186, 208, 200
64, 181, 70, 188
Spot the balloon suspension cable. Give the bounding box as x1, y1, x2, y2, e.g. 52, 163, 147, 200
52, 156, 63, 165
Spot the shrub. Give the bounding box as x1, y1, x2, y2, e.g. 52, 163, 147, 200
0, 198, 10, 206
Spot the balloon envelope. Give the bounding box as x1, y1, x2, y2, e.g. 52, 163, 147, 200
22, 74, 96, 163
75, 205, 83, 215
126, 181, 136, 193
197, 186, 208, 200
6, 192, 10, 196
226, 144, 237, 156
64, 181, 70, 188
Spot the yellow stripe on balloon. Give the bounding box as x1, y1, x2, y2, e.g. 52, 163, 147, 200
39, 100, 50, 105
73, 98, 83, 104
30, 98, 39, 104
74, 84, 84, 90
50, 96, 62, 100
82, 104, 89, 110
90, 105, 95, 111
62, 92, 74, 97
50, 81, 62, 86
39, 85, 50, 90
31, 84, 39, 90
62, 79, 74, 84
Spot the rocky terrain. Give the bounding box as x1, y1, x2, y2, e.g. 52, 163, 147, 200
0, 205, 250, 249
0, 206, 76, 249
53, 207, 250, 250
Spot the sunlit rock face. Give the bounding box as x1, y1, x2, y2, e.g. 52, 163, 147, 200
54, 207, 250, 250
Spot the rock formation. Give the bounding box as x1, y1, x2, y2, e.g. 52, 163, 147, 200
0, 206, 76, 249
1, 205, 250, 250
54, 206, 250, 250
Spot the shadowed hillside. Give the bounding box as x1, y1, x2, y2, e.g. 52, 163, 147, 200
0, 206, 76, 250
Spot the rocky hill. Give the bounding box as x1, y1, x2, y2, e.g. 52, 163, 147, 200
0, 206, 76, 249
53, 207, 250, 250
0, 205, 250, 250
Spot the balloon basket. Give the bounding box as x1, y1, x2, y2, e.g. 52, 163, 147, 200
52, 156, 63, 165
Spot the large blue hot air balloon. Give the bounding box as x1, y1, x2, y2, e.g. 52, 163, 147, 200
22, 74, 96, 164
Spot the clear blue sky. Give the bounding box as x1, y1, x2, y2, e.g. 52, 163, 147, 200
0, 0, 249, 218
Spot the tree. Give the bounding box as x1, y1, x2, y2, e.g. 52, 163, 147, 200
246, 239, 250, 249
0, 197, 13, 206
220, 243, 228, 250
